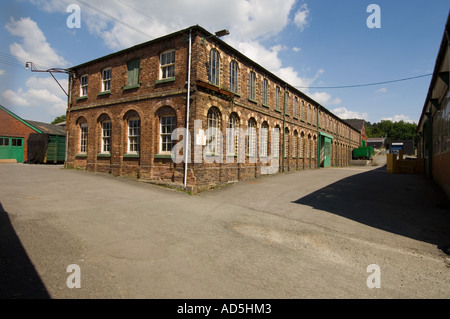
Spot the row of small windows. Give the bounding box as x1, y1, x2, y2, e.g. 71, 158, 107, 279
78, 50, 175, 97
77, 108, 331, 160
206, 107, 318, 159
208, 49, 354, 137
78, 115, 176, 156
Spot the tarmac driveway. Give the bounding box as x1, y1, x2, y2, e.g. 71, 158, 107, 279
0, 163, 449, 299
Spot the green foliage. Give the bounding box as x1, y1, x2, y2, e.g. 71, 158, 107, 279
51, 115, 66, 125
365, 120, 418, 146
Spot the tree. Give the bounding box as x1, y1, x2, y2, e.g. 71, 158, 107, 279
51, 115, 66, 125
366, 120, 418, 147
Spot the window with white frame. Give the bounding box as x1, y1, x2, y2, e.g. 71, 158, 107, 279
275, 86, 281, 111
260, 122, 269, 157
102, 68, 111, 92
80, 123, 88, 153
273, 126, 280, 158
127, 118, 140, 154
284, 128, 289, 158
160, 116, 176, 154
229, 61, 238, 93
300, 100, 304, 120
80, 75, 88, 96
293, 131, 298, 158
299, 132, 304, 158
284, 92, 289, 115
208, 49, 220, 86
247, 118, 257, 157
101, 121, 111, 153
248, 71, 256, 101
227, 113, 239, 156
294, 97, 298, 118
206, 108, 221, 155
262, 79, 268, 106
160, 50, 175, 79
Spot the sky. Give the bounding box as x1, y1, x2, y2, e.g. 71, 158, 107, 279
0, 0, 448, 124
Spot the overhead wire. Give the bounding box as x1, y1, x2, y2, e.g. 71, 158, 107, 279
294, 73, 433, 89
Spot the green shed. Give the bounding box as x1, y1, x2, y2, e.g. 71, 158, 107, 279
26, 121, 66, 164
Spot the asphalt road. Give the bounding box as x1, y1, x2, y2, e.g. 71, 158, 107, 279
0, 162, 449, 299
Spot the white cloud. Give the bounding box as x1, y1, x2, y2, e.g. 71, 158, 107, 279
2, 76, 67, 117
376, 87, 387, 93
293, 3, 310, 31
6, 17, 69, 68
332, 107, 369, 120
292, 47, 301, 52
26, 0, 342, 115
0, 70, 5, 76
2, 89, 30, 107
381, 114, 415, 123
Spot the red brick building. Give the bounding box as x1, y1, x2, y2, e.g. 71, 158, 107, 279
0, 104, 66, 163
66, 25, 361, 192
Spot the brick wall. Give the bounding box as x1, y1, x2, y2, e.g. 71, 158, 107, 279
0, 107, 37, 161
66, 26, 361, 192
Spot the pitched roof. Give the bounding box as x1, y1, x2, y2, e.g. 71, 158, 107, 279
344, 119, 365, 132
26, 120, 66, 136
0, 104, 43, 133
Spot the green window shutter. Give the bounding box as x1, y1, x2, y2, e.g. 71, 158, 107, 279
127, 59, 140, 86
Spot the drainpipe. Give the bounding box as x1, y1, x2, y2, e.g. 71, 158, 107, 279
282, 84, 287, 172
184, 29, 192, 189
65, 72, 73, 165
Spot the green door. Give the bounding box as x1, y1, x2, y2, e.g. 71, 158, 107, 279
324, 137, 331, 168
0, 137, 24, 162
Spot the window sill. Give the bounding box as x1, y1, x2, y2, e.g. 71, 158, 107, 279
154, 154, 172, 159
156, 77, 175, 84
123, 84, 140, 91
275, 109, 281, 113
76, 96, 88, 101
97, 153, 111, 158
248, 98, 257, 104
124, 153, 139, 158
262, 104, 269, 108
76, 153, 87, 158
98, 90, 111, 96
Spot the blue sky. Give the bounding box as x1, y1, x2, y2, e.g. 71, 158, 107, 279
0, 0, 448, 124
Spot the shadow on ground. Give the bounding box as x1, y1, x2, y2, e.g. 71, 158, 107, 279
293, 166, 450, 250
0, 202, 50, 299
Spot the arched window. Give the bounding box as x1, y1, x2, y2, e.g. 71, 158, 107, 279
101, 120, 111, 154
299, 132, 305, 158
79, 123, 88, 153
160, 115, 176, 154
209, 49, 220, 86
247, 118, 257, 157
127, 117, 140, 154
227, 113, 239, 156
248, 71, 256, 101
293, 97, 298, 118
284, 127, 289, 158
273, 125, 280, 158
260, 121, 269, 157
293, 131, 298, 158
275, 86, 281, 111
206, 107, 221, 155
230, 60, 238, 93
262, 79, 268, 106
